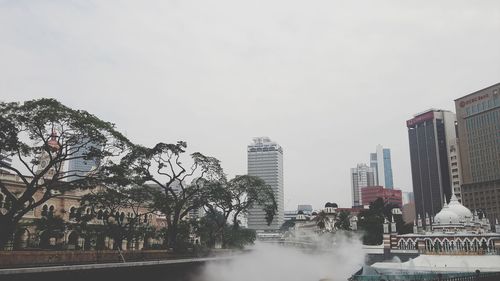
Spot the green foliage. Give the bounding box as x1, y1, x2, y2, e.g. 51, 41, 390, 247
78, 186, 154, 250
357, 198, 413, 245
335, 210, 352, 231
0, 98, 130, 248
357, 198, 385, 245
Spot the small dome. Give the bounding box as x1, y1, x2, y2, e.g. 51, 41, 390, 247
324, 202, 338, 208
447, 194, 473, 220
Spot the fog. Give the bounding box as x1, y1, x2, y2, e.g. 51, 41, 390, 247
199, 234, 364, 281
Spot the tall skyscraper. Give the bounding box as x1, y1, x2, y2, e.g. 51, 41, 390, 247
455, 83, 500, 222
247, 137, 284, 230
370, 145, 394, 189
351, 163, 375, 207
67, 140, 101, 181
407, 109, 457, 222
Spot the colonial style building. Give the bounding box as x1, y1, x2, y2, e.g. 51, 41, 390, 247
0, 171, 167, 250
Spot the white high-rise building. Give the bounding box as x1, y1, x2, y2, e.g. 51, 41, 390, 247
370, 145, 394, 189
247, 137, 284, 230
351, 163, 375, 207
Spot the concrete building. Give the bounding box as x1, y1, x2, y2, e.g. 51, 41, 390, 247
370, 145, 394, 189
247, 137, 284, 230
455, 83, 500, 222
351, 163, 375, 207
407, 109, 457, 222
361, 186, 402, 207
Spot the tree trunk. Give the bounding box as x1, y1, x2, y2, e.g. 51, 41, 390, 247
0, 217, 16, 250
167, 221, 178, 251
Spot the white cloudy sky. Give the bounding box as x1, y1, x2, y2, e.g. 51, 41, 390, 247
1, 0, 499, 210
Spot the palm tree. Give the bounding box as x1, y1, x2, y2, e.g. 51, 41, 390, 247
313, 211, 330, 231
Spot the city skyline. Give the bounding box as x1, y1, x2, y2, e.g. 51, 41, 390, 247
1, 1, 500, 210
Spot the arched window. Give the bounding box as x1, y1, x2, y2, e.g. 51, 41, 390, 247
69, 207, 76, 219
97, 210, 103, 220
120, 212, 125, 222
41, 205, 48, 217
48, 205, 55, 217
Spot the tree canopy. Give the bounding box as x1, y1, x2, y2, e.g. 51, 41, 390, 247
0, 98, 130, 248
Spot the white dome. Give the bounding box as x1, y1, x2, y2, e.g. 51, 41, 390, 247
434, 204, 460, 225
447, 194, 473, 220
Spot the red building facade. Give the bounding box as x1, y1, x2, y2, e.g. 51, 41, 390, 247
361, 186, 402, 207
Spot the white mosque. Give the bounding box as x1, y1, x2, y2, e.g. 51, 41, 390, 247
385, 192, 500, 254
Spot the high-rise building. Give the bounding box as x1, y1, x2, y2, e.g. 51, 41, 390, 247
370, 145, 394, 189
455, 83, 500, 222
247, 137, 284, 230
407, 109, 457, 222
0, 154, 12, 170
67, 140, 101, 181
351, 163, 375, 207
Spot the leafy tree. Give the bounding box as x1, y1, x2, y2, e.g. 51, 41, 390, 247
313, 211, 330, 231
357, 198, 385, 245
34, 215, 66, 249
335, 210, 352, 231
0, 99, 129, 249
203, 175, 277, 247
78, 186, 155, 250
108, 141, 224, 251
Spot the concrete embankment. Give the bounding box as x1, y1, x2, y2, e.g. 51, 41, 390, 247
0, 256, 232, 281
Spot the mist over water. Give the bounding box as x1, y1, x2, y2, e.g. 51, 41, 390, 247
199, 234, 365, 281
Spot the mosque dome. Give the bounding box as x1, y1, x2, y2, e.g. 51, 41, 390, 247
434, 203, 460, 225
447, 194, 473, 220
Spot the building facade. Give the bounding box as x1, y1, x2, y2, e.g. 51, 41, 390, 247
386, 193, 500, 255
361, 186, 402, 207
455, 83, 500, 222
370, 145, 394, 189
407, 109, 457, 222
351, 163, 375, 207
247, 137, 284, 230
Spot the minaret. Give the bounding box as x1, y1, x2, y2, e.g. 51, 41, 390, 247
390, 216, 397, 234
425, 213, 431, 232
413, 220, 418, 234
417, 214, 423, 230
495, 219, 500, 233
383, 217, 389, 234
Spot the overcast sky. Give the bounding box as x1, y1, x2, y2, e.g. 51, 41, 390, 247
1, 0, 499, 210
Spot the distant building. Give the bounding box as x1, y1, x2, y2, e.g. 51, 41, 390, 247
351, 163, 375, 207
370, 145, 394, 189
297, 204, 313, 215
247, 137, 284, 230
284, 210, 297, 222
407, 109, 457, 222
402, 201, 416, 224
455, 83, 500, 222
403, 191, 415, 205
67, 140, 101, 181
361, 186, 402, 207
0, 154, 12, 171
